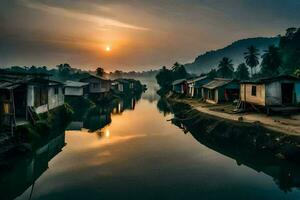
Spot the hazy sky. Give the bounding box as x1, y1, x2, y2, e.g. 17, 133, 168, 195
0, 0, 299, 71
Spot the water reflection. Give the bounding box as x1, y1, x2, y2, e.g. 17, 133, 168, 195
68, 95, 142, 132
0, 133, 66, 200
168, 101, 300, 193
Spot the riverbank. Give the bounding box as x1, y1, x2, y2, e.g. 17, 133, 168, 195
167, 93, 300, 136
167, 99, 300, 163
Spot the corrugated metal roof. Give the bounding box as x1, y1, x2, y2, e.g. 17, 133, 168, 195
65, 80, 89, 87
202, 78, 233, 89
241, 75, 300, 84
172, 79, 186, 85
187, 76, 208, 84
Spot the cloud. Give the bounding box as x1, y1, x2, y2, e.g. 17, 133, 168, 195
20, 0, 149, 31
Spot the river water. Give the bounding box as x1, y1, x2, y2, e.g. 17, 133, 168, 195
2, 88, 300, 200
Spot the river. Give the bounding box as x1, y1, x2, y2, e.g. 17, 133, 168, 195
2, 87, 300, 200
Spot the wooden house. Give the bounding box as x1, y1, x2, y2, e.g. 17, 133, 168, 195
187, 76, 211, 98
240, 75, 300, 108
64, 80, 89, 97
113, 79, 132, 93
0, 71, 64, 129
202, 78, 240, 104
172, 79, 188, 94
80, 74, 111, 96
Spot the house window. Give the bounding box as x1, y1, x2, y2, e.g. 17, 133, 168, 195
251, 86, 257, 96
54, 87, 59, 94
92, 83, 99, 88
34, 87, 48, 107
3, 102, 10, 114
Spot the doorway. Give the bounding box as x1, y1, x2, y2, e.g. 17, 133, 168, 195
281, 83, 294, 105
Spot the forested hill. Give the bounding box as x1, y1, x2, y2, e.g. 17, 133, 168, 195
184, 37, 280, 74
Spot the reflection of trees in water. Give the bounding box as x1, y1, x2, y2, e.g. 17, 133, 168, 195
81, 93, 143, 132
169, 109, 300, 193
156, 98, 171, 116
0, 132, 66, 200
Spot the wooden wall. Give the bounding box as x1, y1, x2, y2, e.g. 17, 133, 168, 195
240, 83, 266, 106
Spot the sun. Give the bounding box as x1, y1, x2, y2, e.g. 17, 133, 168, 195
105, 45, 111, 52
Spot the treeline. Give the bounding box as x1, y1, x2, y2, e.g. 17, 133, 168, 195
2, 64, 158, 81
156, 28, 300, 93
205, 27, 300, 80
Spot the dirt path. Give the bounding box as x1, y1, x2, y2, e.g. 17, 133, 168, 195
175, 98, 300, 136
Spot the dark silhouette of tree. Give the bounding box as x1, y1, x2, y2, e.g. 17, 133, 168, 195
260, 45, 282, 77
57, 63, 71, 77
244, 45, 260, 77
96, 67, 105, 77
217, 57, 234, 78
171, 62, 188, 80
235, 63, 250, 80
279, 27, 300, 74
207, 68, 217, 79
155, 66, 173, 88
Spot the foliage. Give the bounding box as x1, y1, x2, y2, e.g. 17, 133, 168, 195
96, 67, 105, 77
244, 45, 260, 76
235, 63, 250, 80
217, 57, 234, 78
279, 28, 300, 74
294, 69, 300, 78
260, 45, 282, 77
207, 68, 217, 79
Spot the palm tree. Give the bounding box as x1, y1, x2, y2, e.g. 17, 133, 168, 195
235, 63, 250, 80
217, 57, 234, 78
244, 45, 260, 77
260, 45, 282, 77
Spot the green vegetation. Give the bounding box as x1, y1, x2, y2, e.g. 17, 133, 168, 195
15, 104, 73, 148
235, 63, 250, 80
244, 45, 260, 76
217, 57, 234, 78
155, 62, 190, 95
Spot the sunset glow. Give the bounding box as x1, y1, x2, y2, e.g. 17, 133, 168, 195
105, 46, 112, 52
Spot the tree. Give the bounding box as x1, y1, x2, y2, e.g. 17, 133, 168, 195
155, 66, 173, 89
294, 69, 300, 78
279, 27, 300, 74
217, 57, 234, 78
207, 68, 217, 79
96, 67, 105, 77
235, 63, 250, 80
57, 63, 71, 77
244, 45, 260, 77
171, 62, 188, 80
260, 45, 282, 77
285, 27, 297, 39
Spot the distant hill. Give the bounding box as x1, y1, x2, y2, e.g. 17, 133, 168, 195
184, 37, 280, 74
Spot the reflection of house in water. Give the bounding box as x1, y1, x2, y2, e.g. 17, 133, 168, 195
0, 71, 64, 133
171, 118, 300, 192
112, 97, 137, 115
0, 133, 66, 200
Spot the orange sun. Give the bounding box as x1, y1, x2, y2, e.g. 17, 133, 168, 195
105, 45, 111, 52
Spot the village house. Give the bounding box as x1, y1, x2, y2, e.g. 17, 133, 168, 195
80, 74, 111, 96
64, 80, 89, 97
113, 79, 132, 93
0, 71, 64, 129
202, 78, 240, 104
240, 75, 300, 110
187, 76, 211, 98
172, 79, 188, 94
